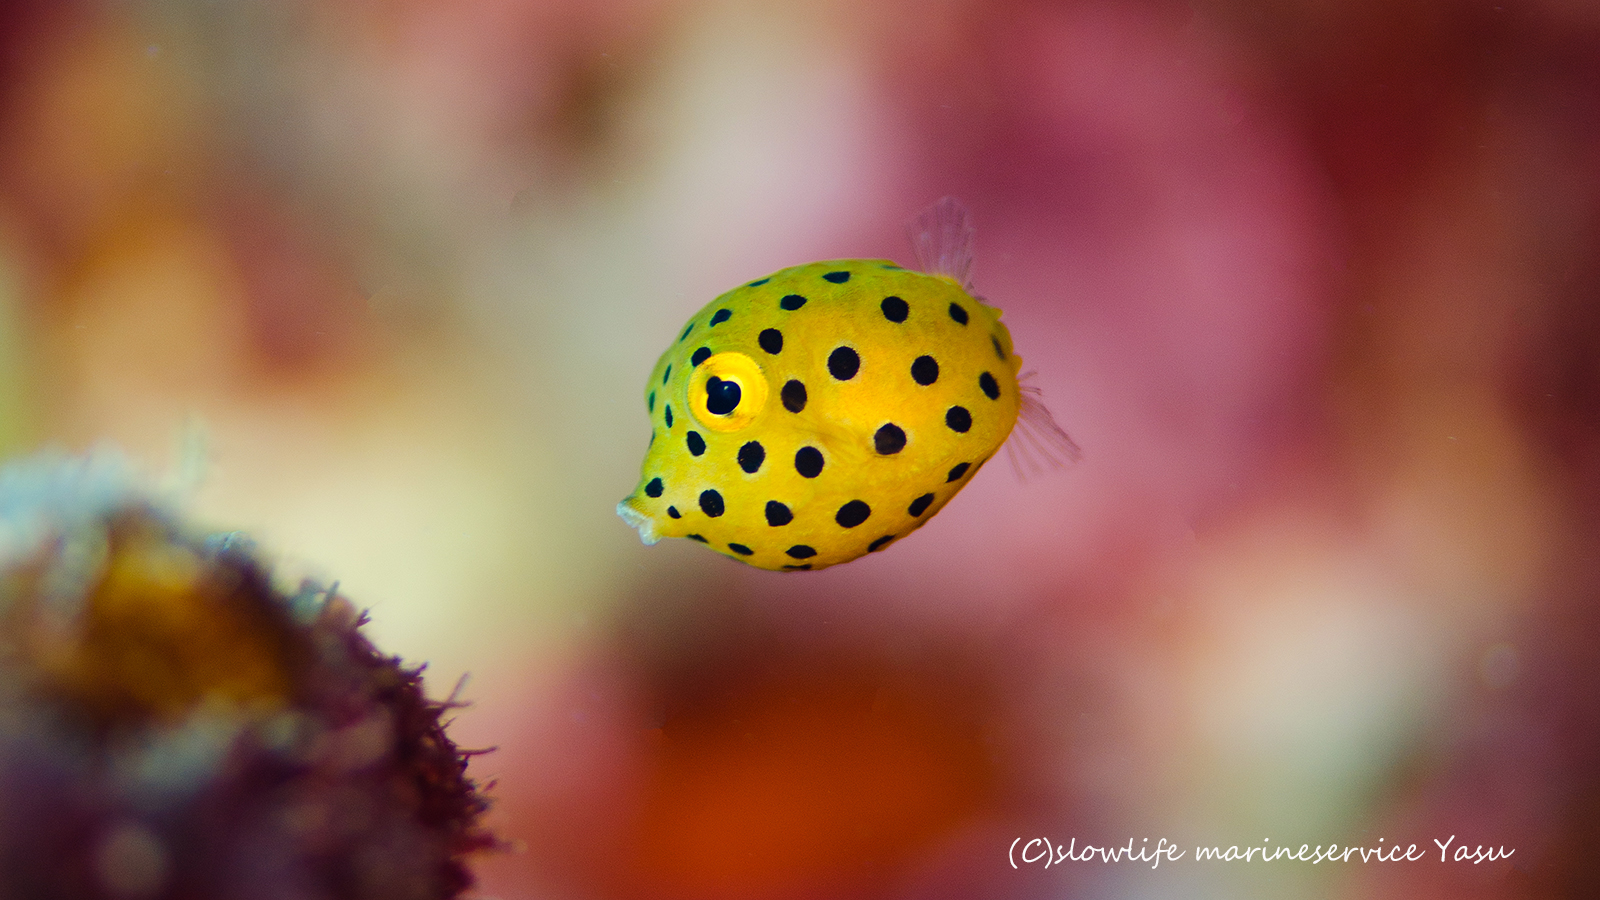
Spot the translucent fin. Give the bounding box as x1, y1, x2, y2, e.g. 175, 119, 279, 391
1007, 374, 1082, 480
907, 196, 976, 289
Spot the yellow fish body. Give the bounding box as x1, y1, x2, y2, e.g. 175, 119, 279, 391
618, 199, 1066, 571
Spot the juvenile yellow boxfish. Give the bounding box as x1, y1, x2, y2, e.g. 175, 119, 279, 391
617, 198, 1077, 571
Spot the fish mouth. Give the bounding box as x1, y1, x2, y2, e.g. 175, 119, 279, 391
615, 498, 660, 545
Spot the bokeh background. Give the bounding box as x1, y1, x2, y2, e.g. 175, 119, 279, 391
2, 0, 1598, 897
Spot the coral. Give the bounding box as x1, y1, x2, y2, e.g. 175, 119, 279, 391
0, 453, 494, 899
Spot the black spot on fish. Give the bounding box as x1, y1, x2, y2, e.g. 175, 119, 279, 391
874, 423, 906, 455
947, 462, 970, 482
823, 270, 850, 283
992, 335, 1006, 360
648, 390, 655, 412
691, 347, 712, 366
949, 303, 969, 325
688, 534, 708, 542
686, 431, 706, 456
828, 346, 860, 380
908, 493, 934, 516
835, 500, 871, 528
911, 355, 939, 386
782, 379, 807, 413
946, 406, 972, 433
679, 324, 693, 342
765, 501, 793, 526
881, 296, 909, 322
780, 294, 808, 310
645, 477, 663, 498
979, 371, 999, 400
748, 277, 770, 286
738, 441, 765, 474
710, 309, 732, 326
794, 446, 824, 478
759, 328, 783, 354
728, 543, 753, 556
867, 535, 895, 552
699, 489, 724, 517
667, 506, 681, 519
782, 564, 812, 570
786, 545, 817, 559
664, 404, 674, 428
663, 364, 672, 384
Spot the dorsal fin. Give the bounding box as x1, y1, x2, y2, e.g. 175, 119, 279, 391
907, 197, 976, 289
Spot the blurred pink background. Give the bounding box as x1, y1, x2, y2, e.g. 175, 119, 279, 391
2, 0, 1597, 897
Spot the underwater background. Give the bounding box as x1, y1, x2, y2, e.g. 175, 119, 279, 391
1, 0, 1597, 898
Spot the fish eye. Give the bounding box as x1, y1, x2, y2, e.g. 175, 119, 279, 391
687, 351, 768, 432
705, 376, 741, 415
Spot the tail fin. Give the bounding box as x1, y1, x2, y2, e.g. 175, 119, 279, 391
1007, 374, 1082, 479
907, 197, 976, 289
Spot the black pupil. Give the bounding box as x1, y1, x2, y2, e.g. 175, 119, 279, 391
706, 376, 741, 415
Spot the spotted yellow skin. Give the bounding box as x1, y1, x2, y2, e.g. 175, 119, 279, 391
617, 259, 1022, 570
